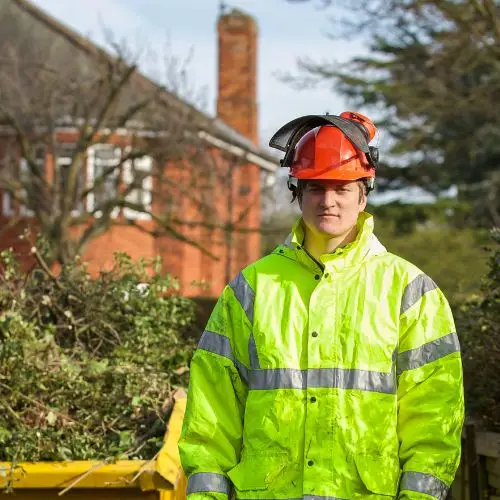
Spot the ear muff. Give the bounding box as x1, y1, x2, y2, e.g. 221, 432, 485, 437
368, 146, 379, 166
365, 177, 376, 192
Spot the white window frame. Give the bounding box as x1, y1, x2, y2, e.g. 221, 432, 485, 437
122, 151, 153, 221
86, 144, 121, 218
2, 147, 46, 217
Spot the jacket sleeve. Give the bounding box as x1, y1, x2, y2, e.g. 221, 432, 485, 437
178, 282, 250, 500
397, 273, 464, 500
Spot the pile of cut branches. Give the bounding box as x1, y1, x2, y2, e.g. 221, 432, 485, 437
0, 247, 196, 462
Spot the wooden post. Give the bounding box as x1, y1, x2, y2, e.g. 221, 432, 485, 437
466, 423, 480, 500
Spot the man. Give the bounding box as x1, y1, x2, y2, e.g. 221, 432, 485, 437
179, 111, 464, 500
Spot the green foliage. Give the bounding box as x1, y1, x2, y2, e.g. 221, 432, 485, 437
0, 248, 196, 462
370, 202, 490, 302
456, 228, 500, 431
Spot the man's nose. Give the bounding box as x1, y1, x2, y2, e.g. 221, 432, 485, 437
320, 189, 337, 207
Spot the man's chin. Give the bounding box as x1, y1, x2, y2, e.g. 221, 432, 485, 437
316, 224, 345, 238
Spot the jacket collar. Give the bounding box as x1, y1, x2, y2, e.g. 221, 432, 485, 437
279, 211, 386, 273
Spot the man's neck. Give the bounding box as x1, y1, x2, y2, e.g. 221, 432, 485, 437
303, 225, 358, 261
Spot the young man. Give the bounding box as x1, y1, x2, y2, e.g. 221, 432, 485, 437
179, 112, 464, 500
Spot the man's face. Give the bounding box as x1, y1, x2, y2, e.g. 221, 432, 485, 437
299, 179, 367, 238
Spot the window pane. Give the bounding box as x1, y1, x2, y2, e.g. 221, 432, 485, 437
123, 155, 153, 219
92, 158, 118, 209
95, 147, 118, 163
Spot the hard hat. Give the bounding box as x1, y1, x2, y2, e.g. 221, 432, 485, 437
269, 111, 379, 184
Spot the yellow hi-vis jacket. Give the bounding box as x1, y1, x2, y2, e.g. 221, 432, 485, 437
179, 212, 464, 500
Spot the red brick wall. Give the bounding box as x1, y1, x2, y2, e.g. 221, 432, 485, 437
169, 147, 261, 297
0, 218, 39, 271
0, 145, 261, 298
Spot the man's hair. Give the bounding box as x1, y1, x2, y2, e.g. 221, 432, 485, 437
291, 179, 370, 204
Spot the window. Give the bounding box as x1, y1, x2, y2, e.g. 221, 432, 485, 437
122, 153, 153, 220
2, 146, 46, 217
86, 145, 121, 217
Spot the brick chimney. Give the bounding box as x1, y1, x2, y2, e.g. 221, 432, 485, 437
216, 8, 258, 146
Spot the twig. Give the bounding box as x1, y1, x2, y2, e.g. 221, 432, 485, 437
104, 447, 159, 488
31, 247, 61, 287
0, 381, 79, 425
127, 450, 160, 484
58, 459, 112, 496
4, 403, 21, 422
0, 214, 22, 237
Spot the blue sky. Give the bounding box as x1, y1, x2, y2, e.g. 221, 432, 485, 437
31, 0, 367, 148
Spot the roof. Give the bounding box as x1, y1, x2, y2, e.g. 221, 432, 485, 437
0, 0, 279, 172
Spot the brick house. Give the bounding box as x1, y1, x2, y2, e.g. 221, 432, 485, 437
0, 0, 278, 298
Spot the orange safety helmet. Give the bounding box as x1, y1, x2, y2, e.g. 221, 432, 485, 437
269, 111, 379, 189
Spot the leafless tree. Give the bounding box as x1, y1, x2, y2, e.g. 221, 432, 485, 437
0, 2, 269, 264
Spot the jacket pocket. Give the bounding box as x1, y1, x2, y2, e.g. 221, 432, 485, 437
355, 454, 401, 497
227, 453, 288, 492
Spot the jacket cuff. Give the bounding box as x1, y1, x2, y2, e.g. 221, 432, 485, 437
187, 472, 231, 497
399, 471, 449, 500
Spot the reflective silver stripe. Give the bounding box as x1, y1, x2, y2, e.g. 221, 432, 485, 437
197, 330, 249, 384
198, 330, 232, 359
248, 333, 261, 369
229, 272, 255, 323
199, 332, 395, 394
303, 496, 348, 500
251, 368, 305, 390
187, 472, 231, 495
250, 367, 395, 394
401, 274, 438, 314
400, 471, 449, 500
244, 496, 348, 500
397, 332, 460, 375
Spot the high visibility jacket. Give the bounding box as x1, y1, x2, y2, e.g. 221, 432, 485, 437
179, 212, 464, 500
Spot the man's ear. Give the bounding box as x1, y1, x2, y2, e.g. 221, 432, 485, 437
359, 191, 368, 212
